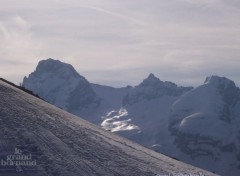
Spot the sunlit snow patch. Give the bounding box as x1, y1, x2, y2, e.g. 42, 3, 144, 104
101, 108, 140, 132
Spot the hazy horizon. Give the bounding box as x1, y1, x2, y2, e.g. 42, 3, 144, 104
1, 0, 240, 87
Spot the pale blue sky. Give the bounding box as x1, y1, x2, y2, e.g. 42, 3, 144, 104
0, 0, 240, 87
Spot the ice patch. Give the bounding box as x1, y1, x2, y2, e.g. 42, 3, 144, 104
101, 108, 140, 132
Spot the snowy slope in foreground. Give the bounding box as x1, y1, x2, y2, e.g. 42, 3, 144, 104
0, 80, 217, 176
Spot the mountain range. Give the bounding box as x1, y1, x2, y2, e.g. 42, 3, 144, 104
23, 58, 240, 175
0, 78, 218, 176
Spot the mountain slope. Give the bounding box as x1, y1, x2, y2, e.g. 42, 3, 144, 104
100, 74, 192, 147
0, 80, 217, 176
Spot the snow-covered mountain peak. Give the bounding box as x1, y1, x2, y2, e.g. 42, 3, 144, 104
23, 58, 99, 113
168, 76, 240, 175
204, 75, 235, 88
204, 75, 240, 105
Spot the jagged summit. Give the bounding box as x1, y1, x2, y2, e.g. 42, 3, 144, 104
140, 73, 163, 87
146, 73, 160, 82
148, 73, 156, 78
139, 73, 190, 91
123, 74, 192, 105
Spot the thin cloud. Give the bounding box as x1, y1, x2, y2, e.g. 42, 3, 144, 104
0, 16, 42, 83
76, 4, 149, 26
184, 0, 222, 5
0, 0, 240, 87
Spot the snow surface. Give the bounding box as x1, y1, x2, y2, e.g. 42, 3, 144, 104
0, 80, 217, 176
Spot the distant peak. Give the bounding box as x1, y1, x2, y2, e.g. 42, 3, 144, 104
204, 75, 235, 87
35, 58, 79, 75
140, 73, 162, 86
39, 58, 61, 64
146, 73, 160, 81
45, 58, 58, 61
148, 73, 156, 79
37, 58, 68, 69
